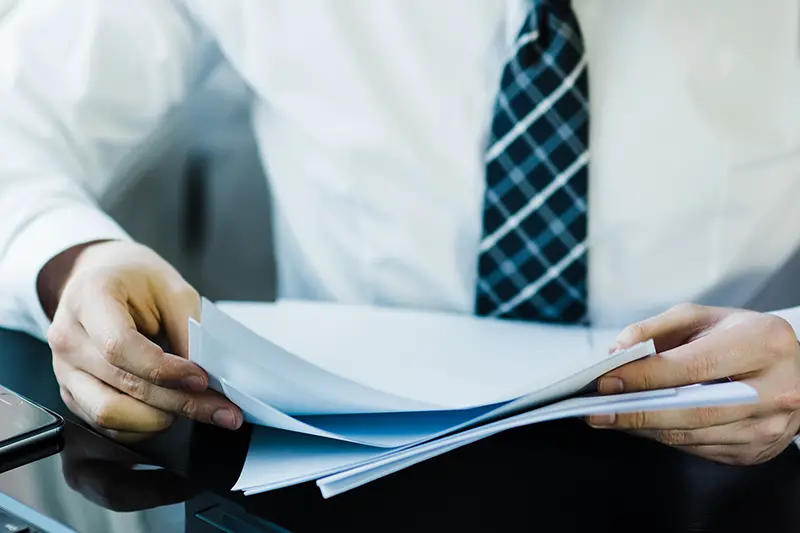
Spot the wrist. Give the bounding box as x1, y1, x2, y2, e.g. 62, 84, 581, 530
36, 239, 114, 319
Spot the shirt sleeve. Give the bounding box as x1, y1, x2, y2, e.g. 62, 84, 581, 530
0, 0, 202, 341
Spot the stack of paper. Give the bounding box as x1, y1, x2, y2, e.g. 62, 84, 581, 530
188, 299, 758, 498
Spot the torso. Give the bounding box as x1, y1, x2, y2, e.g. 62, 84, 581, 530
184, 0, 800, 326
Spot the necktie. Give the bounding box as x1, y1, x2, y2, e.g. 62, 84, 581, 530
476, 0, 589, 323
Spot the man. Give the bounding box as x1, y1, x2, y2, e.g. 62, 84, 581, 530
1, 0, 800, 465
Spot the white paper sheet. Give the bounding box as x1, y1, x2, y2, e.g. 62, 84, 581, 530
234, 388, 674, 494
220, 379, 499, 448
314, 381, 759, 498
197, 299, 441, 414
210, 299, 620, 409
192, 300, 757, 498
201, 319, 655, 447
232, 429, 388, 492
235, 382, 758, 496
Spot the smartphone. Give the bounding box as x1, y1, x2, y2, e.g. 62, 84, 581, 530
0, 385, 64, 456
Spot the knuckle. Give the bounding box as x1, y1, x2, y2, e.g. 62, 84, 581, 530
773, 384, 800, 412
741, 449, 769, 466
58, 387, 74, 409
147, 362, 168, 385
93, 399, 119, 429
656, 429, 690, 446
155, 411, 176, 431
762, 315, 797, 357
158, 411, 177, 430
619, 411, 648, 429
177, 285, 200, 304
637, 367, 655, 391
669, 302, 698, 317
621, 322, 646, 343
61, 272, 89, 299
147, 366, 163, 384
759, 416, 789, 444
98, 273, 128, 297
179, 395, 198, 419
752, 444, 783, 465
163, 281, 199, 308
117, 370, 147, 399
46, 324, 74, 353
633, 411, 651, 429
685, 353, 715, 383
689, 407, 719, 428
51, 356, 67, 379
100, 333, 124, 365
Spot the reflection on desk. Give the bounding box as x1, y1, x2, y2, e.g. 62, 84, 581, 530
0, 423, 189, 533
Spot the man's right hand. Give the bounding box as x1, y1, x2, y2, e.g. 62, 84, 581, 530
40, 240, 243, 441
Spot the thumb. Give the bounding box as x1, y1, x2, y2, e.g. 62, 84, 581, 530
610, 303, 719, 355
156, 282, 201, 360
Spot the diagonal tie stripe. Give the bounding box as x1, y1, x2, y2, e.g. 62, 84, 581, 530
475, 0, 590, 324
479, 149, 588, 252
481, 241, 586, 317
485, 55, 587, 163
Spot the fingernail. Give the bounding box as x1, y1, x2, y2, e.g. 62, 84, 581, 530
598, 377, 624, 394
588, 413, 616, 427
608, 343, 622, 355
212, 409, 238, 430
183, 375, 207, 392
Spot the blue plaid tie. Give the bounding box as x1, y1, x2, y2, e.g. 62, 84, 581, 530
476, 0, 589, 324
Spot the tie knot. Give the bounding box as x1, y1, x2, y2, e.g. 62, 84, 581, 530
528, 0, 579, 49
539, 0, 572, 7
537, 0, 573, 16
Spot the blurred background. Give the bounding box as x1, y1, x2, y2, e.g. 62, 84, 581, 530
100, 62, 278, 304
2, 0, 277, 304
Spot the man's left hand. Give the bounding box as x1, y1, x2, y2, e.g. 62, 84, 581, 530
587, 303, 800, 465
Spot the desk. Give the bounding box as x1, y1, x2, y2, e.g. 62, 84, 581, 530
1, 327, 800, 532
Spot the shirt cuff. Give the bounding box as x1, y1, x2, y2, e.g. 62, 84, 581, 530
0, 205, 131, 341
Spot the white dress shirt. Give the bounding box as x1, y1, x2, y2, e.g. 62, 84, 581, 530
1, 0, 800, 344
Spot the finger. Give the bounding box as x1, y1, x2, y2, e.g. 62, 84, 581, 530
92, 360, 242, 430
55, 324, 242, 430
676, 444, 777, 466
611, 303, 721, 354
61, 367, 174, 434
680, 444, 741, 463
599, 325, 769, 393
154, 282, 200, 360
71, 290, 208, 391
60, 385, 155, 443
627, 419, 760, 446
586, 402, 758, 430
